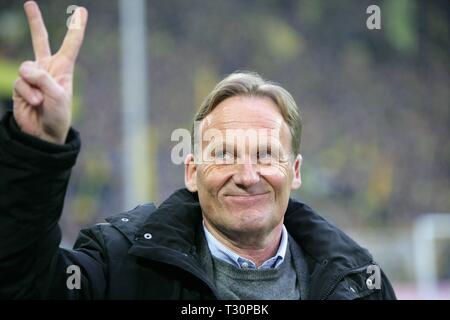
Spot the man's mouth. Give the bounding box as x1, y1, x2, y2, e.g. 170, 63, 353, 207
223, 192, 270, 205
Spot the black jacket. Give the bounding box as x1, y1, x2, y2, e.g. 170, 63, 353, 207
0, 113, 396, 300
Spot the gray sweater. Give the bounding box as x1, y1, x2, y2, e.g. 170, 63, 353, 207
198, 232, 310, 300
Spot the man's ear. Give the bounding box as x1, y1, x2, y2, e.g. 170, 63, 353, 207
184, 153, 198, 192
291, 154, 302, 190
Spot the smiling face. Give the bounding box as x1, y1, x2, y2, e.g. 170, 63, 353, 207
185, 95, 302, 244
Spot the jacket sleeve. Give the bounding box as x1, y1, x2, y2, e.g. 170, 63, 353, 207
378, 268, 397, 300
0, 112, 106, 299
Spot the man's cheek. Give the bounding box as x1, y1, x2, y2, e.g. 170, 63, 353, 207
200, 163, 215, 176
259, 163, 290, 179
197, 165, 218, 189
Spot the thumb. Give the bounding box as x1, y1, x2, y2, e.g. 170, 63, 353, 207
19, 62, 65, 100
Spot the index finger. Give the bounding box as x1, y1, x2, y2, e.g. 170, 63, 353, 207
24, 1, 51, 60
57, 6, 88, 63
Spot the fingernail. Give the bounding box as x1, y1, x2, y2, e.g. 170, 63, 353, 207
20, 66, 33, 76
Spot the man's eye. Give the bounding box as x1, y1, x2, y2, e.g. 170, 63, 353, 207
257, 150, 278, 164
258, 150, 272, 159
215, 150, 233, 160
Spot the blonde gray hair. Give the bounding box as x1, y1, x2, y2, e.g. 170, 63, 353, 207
191, 71, 302, 155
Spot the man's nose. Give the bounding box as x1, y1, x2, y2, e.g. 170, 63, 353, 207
232, 163, 260, 187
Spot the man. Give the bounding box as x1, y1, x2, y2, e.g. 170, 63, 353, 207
0, 2, 396, 299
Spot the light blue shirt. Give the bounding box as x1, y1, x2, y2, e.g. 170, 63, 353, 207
203, 222, 288, 270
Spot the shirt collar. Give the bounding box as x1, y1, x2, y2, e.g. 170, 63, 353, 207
202, 222, 289, 270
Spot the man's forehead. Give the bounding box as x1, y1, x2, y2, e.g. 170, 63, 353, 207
203, 116, 284, 131
202, 96, 287, 132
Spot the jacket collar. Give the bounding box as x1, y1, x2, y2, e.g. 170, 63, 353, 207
107, 188, 374, 299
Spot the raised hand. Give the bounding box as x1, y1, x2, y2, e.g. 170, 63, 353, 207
12, 1, 88, 144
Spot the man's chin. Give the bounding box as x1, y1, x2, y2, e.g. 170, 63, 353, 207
225, 210, 272, 231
